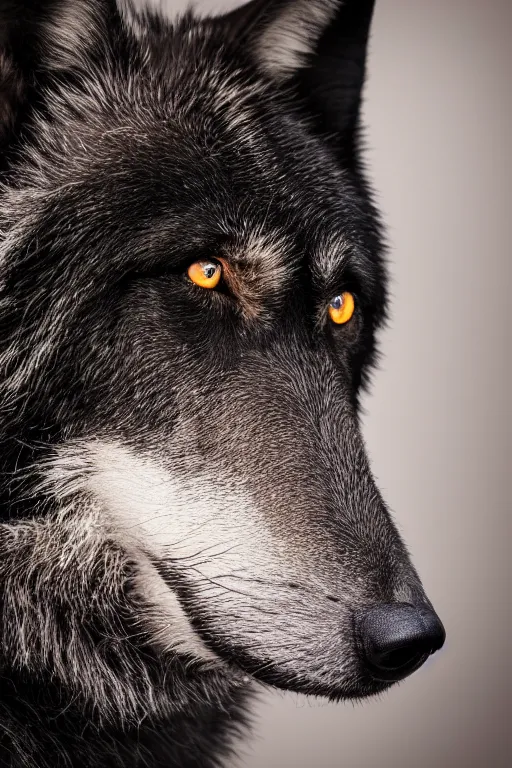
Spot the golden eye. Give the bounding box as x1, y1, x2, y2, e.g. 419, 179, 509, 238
187, 260, 222, 289
328, 292, 355, 324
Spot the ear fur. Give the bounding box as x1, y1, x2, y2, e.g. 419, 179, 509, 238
0, 0, 122, 151
222, 0, 376, 155
224, 0, 340, 82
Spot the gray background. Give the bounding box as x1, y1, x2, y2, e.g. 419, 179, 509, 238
142, 1, 511, 766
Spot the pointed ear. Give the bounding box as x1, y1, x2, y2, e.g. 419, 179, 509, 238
0, 0, 123, 150
223, 0, 376, 155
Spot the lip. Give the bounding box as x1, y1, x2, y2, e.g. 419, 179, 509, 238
198, 632, 394, 700
364, 651, 430, 683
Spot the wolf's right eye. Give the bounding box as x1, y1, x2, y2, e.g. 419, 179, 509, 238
187, 260, 222, 290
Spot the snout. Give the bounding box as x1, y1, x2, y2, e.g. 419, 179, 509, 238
356, 603, 445, 683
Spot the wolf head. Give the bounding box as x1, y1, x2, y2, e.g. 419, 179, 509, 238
0, 0, 444, 715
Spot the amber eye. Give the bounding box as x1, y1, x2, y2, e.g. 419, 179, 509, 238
187, 260, 222, 289
328, 292, 355, 324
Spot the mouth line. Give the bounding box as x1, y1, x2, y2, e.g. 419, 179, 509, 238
193, 631, 393, 700
364, 652, 430, 683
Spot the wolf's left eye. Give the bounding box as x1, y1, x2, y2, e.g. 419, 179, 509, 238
187, 260, 222, 289
329, 292, 355, 325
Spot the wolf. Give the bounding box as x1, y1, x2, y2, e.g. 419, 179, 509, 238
0, 0, 445, 766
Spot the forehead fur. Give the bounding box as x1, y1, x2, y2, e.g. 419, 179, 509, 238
0, 2, 385, 402
0, 10, 369, 262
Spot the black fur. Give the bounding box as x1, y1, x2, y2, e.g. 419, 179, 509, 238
0, 1, 442, 766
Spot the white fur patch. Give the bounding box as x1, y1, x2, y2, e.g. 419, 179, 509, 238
258, 0, 340, 81
83, 441, 260, 565
44, 441, 237, 662
45, 440, 277, 661
129, 554, 219, 659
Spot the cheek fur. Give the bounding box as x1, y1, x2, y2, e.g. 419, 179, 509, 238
44, 440, 286, 644
43, 439, 357, 680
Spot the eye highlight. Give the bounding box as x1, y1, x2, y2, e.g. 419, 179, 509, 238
187, 260, 222, 289
328, 292, 355, 325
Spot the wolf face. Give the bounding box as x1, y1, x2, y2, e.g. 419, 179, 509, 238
0, 0, 444, 744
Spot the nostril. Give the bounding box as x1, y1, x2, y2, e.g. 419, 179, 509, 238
379, 646, 420, 670
357, 603, 445, 683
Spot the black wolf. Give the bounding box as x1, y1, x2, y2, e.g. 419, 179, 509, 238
0, 1, 445, 766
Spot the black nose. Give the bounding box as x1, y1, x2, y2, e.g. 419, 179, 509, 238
357, 603, 446, 682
